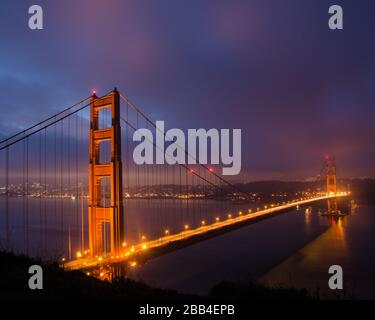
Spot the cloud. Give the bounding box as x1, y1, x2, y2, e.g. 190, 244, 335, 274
0, 0, 374, 179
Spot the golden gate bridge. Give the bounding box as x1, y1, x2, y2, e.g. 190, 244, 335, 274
0, 89, 349, 277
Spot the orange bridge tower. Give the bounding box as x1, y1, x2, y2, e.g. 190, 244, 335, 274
88, 89, 124, 257
325, 156, 338, 214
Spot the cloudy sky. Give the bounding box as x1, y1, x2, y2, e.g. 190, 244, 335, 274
0, 0, 374, 181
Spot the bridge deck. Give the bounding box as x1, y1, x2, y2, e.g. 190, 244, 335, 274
64, 193, 349, 271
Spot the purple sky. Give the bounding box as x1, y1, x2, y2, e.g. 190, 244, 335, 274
0, 0, 374, 181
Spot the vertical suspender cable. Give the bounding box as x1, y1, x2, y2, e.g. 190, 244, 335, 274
5, 147, 9, 247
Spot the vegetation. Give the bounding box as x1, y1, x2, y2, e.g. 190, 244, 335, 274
0, 251, 311, 300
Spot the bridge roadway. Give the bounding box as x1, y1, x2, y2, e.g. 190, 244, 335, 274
64, 192, 349, 271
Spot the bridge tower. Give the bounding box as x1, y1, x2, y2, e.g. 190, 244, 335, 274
324, 156, 338, 214
88, 89, 124, 257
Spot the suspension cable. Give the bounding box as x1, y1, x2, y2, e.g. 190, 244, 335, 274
119, 92, 251, 200
0, 97, 90, 146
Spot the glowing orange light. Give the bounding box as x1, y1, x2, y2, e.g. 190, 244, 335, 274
130, 261, 137, 267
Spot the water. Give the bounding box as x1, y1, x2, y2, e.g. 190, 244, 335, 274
126, 205, 375, 299
259, 206, 375, 299
126, 206, 332, 294
0, 197, 247, 259
1, 197, 374, 299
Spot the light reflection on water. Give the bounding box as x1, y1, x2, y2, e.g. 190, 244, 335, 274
259, 206, 375, 299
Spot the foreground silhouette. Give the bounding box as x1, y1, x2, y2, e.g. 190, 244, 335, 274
0, 251, 311, 300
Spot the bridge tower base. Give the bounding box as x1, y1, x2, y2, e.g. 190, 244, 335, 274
325, 156, 339, 215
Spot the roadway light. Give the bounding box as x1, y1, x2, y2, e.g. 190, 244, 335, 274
201, 220, 206, 226
165, 229, 170, 235
184, 224, 189, 230
228, 214, 232, 219
215, 217, 220, 222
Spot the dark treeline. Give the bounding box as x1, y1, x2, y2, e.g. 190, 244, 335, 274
0, 251, 310, 300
